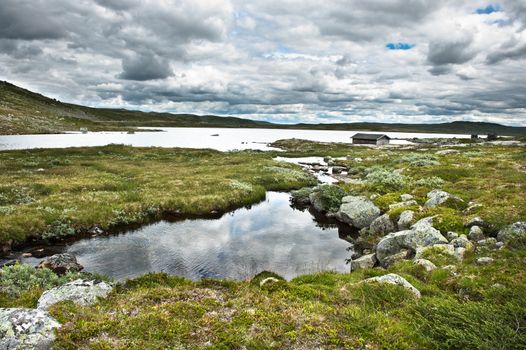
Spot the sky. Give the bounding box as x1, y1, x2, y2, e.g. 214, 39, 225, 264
1, 1, 526, 126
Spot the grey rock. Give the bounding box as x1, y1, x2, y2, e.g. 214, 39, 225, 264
37, 253, 83, 275
468, 226, 485, 241
476, 257, 494, 265
351, 254, 377, 271
451, 235, 473, 250
414, 259, 437, 272
497, 222, 526, 243
400, 194, 414, 201
446, 231, 459, 241
424, 189, 464, 208
363, 273, 421, 298
331, 166, 347, 174
0, 308, 60, 350
389, 200, 418, 210
464, 217, 488, 228
477, 238, 497, 247
376, 217, 447, 266
495, 242, 505, 249
369, 214, 396, 236
436, 149, 459, 155
414, 244, 455, 260
336, 196, 381, 229
397, 210, 414, 230
37, 279, 112, 310
382, 250, 410, 267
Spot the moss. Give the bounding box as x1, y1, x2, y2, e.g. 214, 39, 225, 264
374, 192, 403, 211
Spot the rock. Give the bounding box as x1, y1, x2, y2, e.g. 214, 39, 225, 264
0, 259, 17, 268
363, 273, 421, 298
351, 254, 377, 271
477, 238, 497, 247
424, 189, 465, 208
331, 166, 347, 174
382, 250, 410, 267
497, 222, 526, 243
464, 217, 488, 228
400, 194, 414, 201
37, 279, 113, 310
414, 259, 437, 272
454, 247, 467, 260
37, 253, 83, 275
87, 225, 104, 235
388, 200, 418, 210
468, 226, 485, 241
476, 257, 494, 265
414, 244, 455, 259
495, 242, 505, 249
451, 235, 473, 250
0, 308, 60, 350
446, 231, 459, 241
369, 214, 396, 235
436, 149, 459, 155
376, 217, 447, 266
259, 277, 280, 288
336, 196, 381, 229
397, 210, 414, 230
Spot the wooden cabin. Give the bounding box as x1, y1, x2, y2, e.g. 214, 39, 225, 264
351, 133, 390, 145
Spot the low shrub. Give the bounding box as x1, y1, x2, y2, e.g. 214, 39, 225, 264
365, 168, 410, 193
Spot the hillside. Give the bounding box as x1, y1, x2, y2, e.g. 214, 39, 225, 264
1, 80, 526, 136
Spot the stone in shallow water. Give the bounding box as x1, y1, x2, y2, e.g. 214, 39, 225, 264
37, 253, 83, 275
37, 279, 113, 310
0, 308, 60, 350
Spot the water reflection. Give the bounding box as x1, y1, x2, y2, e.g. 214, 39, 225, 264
63, 192, 353, 281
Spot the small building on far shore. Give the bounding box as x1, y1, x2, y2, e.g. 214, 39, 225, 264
351, 133, 391, 145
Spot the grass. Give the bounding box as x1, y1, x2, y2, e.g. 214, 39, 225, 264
0, 138, 525, 348
0, 145, 316, 248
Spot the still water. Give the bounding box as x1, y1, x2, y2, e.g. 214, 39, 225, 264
0, 127, 471, 151
22, 192, 353, 281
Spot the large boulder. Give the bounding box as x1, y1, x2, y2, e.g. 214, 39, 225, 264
351, 253, 377, 271
336, 196, 381, 229
363, 273, 421, 298
37, 279, 113, 310
37, 253, 83, 275
369, 214, 396, 236
497, 222, 526, 243
424, 190, 465, 209
0, 308, 60, 350
376, 217, 448, 266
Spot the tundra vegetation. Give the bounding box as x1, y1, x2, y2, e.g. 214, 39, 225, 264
1, 138, 525, 349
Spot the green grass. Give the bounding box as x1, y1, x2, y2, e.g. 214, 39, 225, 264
0, 145, 316, 247
1, 138, 525, 349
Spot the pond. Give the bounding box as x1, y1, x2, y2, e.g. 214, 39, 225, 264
18, 192, 355, 281
0, 127, 471, 151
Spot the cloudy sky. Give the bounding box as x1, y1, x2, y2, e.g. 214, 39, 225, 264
1, 0, 526, 125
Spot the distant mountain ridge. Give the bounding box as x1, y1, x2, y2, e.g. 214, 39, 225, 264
1, 80, 525, 136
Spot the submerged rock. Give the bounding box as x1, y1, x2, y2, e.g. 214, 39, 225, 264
37, 253, 83, 275
336, 196, 380, 229
363, 273, 421, 298
37, 279, 113, 310
351, 253, 377, 271
497, 222, 526, 243
0, 308, 60, 350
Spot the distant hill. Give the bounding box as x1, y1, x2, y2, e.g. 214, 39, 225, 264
1, 81, 525, 136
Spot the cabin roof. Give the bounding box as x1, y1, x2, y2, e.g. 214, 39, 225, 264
351, 133, 390, 140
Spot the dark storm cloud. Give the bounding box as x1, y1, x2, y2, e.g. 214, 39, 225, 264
427, 36, 475, 66
487, 43, 526, 63
119, 54, 173, 81
0, 1, 65, 40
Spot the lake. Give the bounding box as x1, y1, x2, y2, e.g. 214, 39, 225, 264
18, 192, 354, 281
0, 127, 471, 151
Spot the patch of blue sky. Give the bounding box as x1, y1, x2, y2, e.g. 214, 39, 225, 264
475, 4, 502, 14
386, 42, 415, 50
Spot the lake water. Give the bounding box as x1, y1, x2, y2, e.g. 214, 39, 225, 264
18, 192, 354, 281
0, 127, 471, 151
